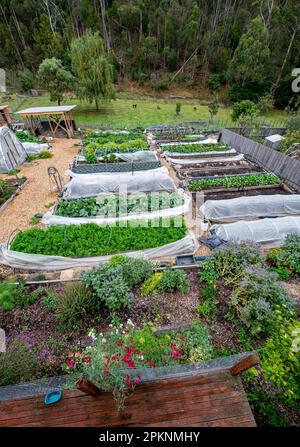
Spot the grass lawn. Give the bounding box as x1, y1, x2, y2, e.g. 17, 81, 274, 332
2, 92, 289, 130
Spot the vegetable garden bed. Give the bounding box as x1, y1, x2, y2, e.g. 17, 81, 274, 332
54, 192, 185, 218
9, 220, 187, 257
193, 185, 291, 202
0, 177, 28, 214
177, 165, 264, 179
71, 160, 161, 174
160, 143, 229, 154
188, 173, 281, 191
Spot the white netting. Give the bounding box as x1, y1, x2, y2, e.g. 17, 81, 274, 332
211, 216, 300, 246
63, 167, 176, 199
22, 142, 50, 154
76, 151, 157, 163
160, 137, 218, 147
164, 148, 237, 158
0, 126, 26, 173
166, 154, 244, 166
0, 233, 197, 271
43, 190, 192, 226
200, 194, 300, 222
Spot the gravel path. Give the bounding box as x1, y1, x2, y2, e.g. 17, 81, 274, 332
0, 138, 79, 243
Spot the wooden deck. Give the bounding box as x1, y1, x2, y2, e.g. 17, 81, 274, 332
0, 368, 256, 427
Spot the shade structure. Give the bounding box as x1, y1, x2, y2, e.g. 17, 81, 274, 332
199, 194, 300, 222
211, 216, 300, 246
0, 125, 26, 173
16, 105, 77, 138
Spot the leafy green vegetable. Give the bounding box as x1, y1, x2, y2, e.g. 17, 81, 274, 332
10, 220, 187, 257
56, 193, 184, 218
161, 143, 229, 153
189, 173, 281, 191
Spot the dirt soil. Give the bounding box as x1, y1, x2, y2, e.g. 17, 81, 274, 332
0, 138, 79, 243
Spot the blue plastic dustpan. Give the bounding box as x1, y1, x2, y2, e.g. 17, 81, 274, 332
44, 390, 62, 405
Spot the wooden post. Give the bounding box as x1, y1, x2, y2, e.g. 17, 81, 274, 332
76, 379, 102, 397
229, 353, 260, 376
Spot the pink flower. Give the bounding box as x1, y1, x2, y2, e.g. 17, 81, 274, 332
66, 360, 75, 368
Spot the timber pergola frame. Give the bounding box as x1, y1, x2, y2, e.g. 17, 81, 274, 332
16, 105, 77, 138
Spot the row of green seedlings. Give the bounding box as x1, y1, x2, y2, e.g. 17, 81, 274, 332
160, 142, 229, 154
189, 173, 281, 191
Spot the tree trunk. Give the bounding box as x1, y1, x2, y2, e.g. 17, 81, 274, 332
273, 26, 298, 94
99, 0, 110, 52
95, 97, 99, 111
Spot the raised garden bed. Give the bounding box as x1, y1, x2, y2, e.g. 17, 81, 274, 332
0, 177, 28, 214
55, 192, 185, 218
188, 173, 281, 191
177, 165, 264, 179
71, 160, 161, 174
192, 185, 291, 202
160, 143, 229, 154
10, 219, 187, 257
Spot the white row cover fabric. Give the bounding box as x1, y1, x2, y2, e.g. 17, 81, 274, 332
76, 151, 157, 163
42, 190, 192, 226
0, 126, 26, 173
0, 234, 197, 271
22, 142, 50, 154
160, 138, 217, 147
164, 148, 237, 158
211, 216, 300, 247
166, 154, 244, 166
63, 167, 176, 199
200, 194, 300, 222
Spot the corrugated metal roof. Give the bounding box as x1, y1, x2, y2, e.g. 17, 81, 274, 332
16, 105, 77, 114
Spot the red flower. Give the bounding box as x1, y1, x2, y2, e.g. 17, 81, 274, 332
170, 344, 182, 359
66, 360, 75, 368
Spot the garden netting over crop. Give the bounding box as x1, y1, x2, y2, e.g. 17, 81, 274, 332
166, 154, 244, 166
160, 137, 217, 147
63, 167, 176, 199
42, 190, 191, 226
76, 150, 157, 163
199, 194, 300, 222
0, 233, 197, 270
163, 148, 238, 158
211, 216, 300, 247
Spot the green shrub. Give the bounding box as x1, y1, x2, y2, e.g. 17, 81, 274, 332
231, 100, 258, 122
15, 131, 38, 142
117, 257, 153, 288
197, 285, 218, 321
55, 282, 96, 324
26, 151, 52, 162
212, 241, 263, 282
41, 289, 57, 308
267, 234, 300, 277
156, 268, 189, 293
10, 220, 187, 257
198, 259, 219, 286
140, 272, 163, 296
153, 80, 169, 91
0, 338, 39, 386
82, 265, 133, 317
174, 321, 213, 363
259, 321, 300, 405
0, 281, 40, 311
208, 74, 221, 91
230, 266, 296, 336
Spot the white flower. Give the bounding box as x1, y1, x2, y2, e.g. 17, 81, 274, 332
102, 338, 107, 343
